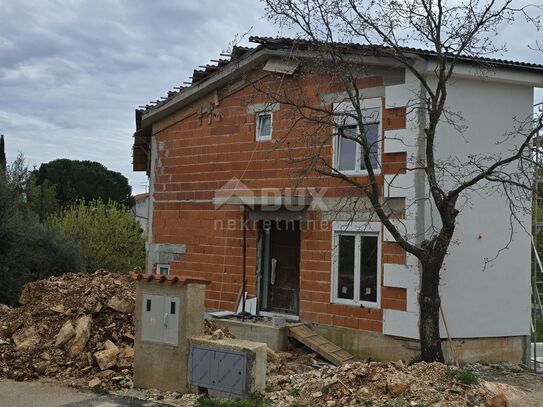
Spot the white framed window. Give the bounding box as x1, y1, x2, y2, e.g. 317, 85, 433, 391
332, 230, 380, 308
256, 112, 272, 141
334, 103, 381, 174
157, 264, 170, 276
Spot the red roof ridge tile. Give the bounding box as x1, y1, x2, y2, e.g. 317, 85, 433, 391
130, 272, 210, 285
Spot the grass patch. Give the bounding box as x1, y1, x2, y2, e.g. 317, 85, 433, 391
197, 394, 266, 407
407, 354, 422, 366
445, 367, 480, 385
288, 387, 301, 396
90, 386, 109, 396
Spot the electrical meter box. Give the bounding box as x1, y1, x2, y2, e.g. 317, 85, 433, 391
141, 294, 180, 345
132, 273, 209, 392
189, 336, 267, 397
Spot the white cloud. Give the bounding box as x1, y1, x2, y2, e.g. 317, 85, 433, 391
0, 1, 541, 194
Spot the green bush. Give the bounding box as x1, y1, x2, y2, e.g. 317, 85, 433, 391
50, 200, 145, 274
0, 175, 81, 305
445, 367, 480, 385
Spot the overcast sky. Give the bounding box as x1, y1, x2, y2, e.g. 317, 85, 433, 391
1, 1, 542, 194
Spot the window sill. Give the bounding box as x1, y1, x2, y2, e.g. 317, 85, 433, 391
337, 169, 381, 176
331, 298, 380, 309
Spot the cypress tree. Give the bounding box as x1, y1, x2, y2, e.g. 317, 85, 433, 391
0, 135, 5, 171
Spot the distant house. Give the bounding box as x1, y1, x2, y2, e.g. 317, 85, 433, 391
132, 192, 149, 236
132, 36, 543, 363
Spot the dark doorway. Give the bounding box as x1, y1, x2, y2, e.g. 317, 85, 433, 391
259, 220, 301, 315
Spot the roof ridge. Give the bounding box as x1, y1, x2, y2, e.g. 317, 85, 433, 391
137, 35, 543, 117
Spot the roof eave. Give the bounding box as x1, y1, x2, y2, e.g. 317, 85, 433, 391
141, 48, 281, 129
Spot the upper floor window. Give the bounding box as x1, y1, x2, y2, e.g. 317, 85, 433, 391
256, 112, 272, 141
335, 107, 380, 173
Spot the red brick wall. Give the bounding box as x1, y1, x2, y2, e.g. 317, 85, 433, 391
151, 72, 407, 332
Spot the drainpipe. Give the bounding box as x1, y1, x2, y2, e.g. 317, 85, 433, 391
242, 206, 248, 322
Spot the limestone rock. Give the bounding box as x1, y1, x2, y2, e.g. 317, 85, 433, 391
487, 393, 507, 407
88, 378, 101, 388
94, 340, 119, 371
103, 340, 118, 352
119, 345, 134, 358
66, 315, 92, 357
484, 381, 533, 407
96, 369, 115, 378
55, 320, 75, 348
50, 304, 65, 314
117, 345, 134, 368
211, 329, 224, 340
32, 361, 49, 375
267, 348, 279, 363
12, 326, 39, 350
387, 379, 409, 397
107, 296, 134, 314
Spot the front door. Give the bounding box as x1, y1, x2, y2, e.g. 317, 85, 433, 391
259, 220, 301, 315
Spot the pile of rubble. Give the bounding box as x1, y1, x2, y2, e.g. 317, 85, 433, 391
0, 270, 136, 389
0, 270, 236, 391
264, 358, 507, 407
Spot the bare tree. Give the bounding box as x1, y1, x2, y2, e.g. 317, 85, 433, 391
260, 0, 543, 362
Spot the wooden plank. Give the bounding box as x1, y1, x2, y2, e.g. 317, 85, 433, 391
289, 324, 354, 366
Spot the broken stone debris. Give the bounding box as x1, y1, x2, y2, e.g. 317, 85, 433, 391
88, 377, 101, 388
11, 326, 40, 351
54, 320, 75, 348
66, 315, 92, 357
107, 296, 134, 314
94, 340, 120, 371
263, 350, 533, 407
0, 270, 233, 389
484, 381, 533, 407
0, 270, 135, 388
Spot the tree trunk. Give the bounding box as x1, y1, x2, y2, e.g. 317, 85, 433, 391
418, 259, 445, 362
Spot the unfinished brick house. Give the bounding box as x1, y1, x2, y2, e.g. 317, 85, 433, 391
133, 37, 543, 362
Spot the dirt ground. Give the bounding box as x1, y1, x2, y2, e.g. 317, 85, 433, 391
479, 369, 543, 406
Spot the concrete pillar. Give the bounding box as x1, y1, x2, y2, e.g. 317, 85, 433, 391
133, 274, 208, 392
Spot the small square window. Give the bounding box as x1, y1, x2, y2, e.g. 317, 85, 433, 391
256, 113, 272, 141
157, 264, 170, 276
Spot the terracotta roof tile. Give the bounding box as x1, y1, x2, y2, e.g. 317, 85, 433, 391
130, 272, 210, 285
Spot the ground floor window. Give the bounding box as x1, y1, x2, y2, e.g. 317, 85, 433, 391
333, 232, 379, 307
